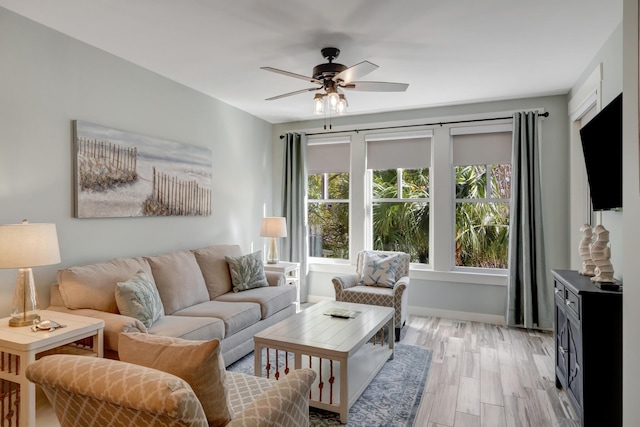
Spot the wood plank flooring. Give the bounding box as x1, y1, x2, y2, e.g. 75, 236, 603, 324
402, 314, 580, 427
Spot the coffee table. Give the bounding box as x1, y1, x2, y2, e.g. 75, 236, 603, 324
253, 300, 394, 423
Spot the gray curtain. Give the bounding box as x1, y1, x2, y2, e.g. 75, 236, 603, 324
281, 133, 309, 302
506, 112, 552, 329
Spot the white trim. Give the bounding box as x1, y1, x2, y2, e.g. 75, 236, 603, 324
450, 123, 512, 135
364, 129, 433, 141
307, 136, 351, 145
407, 306, 506, 326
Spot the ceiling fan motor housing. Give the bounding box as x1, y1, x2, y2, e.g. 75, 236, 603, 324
313, 62, 347, 82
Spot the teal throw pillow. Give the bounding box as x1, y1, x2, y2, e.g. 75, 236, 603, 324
226, 251, 269, 292
115, 269, 164, 328
361, 252, 400, 288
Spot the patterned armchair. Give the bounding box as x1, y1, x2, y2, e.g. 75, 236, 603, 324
26, 354, 316, 427
332, 250, 410, 341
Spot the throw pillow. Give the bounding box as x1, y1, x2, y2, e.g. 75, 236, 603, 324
115, 270, 164, 328
118, 333, 233, 427
225, 250, 269, 292
361, 252, 401, 288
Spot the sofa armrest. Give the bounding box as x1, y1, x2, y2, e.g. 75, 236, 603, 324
227, 369, 316, 427
332, 273, 360, 293
47, 305, 146, 353
26, 355, 208, 426
265, 271, 285, 287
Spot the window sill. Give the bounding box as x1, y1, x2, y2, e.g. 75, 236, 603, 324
309, 261, 508, 287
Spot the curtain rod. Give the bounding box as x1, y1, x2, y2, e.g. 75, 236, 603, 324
279, 111, 549, 138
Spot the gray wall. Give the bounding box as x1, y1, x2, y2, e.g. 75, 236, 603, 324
273, 95, 570, 320
0, 8, 274, 316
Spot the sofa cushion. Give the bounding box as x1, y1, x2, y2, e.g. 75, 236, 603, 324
145, 251, 209, 314
115, 270, 164, 328
173, 301, 261, 337
118, 333, 233, 427
192, 245, 242, 299
360, 251, 400, 287
57, 257, 152, 313
215, 285, 296, 320
226, 251, 269, 292
147, 315, 226, 341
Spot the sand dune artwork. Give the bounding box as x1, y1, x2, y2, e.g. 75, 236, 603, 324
73, 120, 212, 218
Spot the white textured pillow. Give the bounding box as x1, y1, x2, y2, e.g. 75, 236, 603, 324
115, 270, 164, 328
361, 252, 401, 288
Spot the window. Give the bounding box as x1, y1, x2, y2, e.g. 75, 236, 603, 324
452, 129, 512, 269
307, 139, 350, 259
367, 134, 431, 263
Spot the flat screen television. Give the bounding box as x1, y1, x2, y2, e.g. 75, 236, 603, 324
579, 93, 622, 211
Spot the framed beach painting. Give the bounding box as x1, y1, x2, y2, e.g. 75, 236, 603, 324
73, 120, 212, 218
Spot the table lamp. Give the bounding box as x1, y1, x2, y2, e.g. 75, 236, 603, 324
0, 220, 61, 326
260, 217, 287, 264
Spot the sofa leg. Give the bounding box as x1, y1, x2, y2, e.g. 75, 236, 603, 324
395, 327, 401, 342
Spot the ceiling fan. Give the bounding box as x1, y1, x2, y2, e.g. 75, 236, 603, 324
261, 47, 409, 115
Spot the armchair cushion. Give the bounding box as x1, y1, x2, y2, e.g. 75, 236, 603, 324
360, 251, 400, 288
118, 333, 233, 427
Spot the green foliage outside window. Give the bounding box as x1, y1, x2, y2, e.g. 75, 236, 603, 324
455, 165, 510, 268
372, 169, 429, 263
308, 173, 349, 259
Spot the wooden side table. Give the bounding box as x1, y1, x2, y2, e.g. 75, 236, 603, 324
264, 261, 300, 311
0, 310, 104, 427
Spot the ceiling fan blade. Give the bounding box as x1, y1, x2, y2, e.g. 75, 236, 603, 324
342, 81, 409, 92
333, 61, 378, 84
265, 87, 320, 101
261, 67, 322, 84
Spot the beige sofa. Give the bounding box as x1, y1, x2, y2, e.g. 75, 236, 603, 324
48, 245, 296, 365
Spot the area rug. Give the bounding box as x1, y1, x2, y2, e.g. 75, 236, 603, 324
227, 344, 432, 427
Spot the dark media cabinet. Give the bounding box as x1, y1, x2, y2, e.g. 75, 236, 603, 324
552, 269, 622, 427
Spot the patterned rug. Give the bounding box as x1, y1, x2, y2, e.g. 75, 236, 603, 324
227, 343, 432, 426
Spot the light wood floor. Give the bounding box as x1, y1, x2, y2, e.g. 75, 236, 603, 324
402, 314, 579, 427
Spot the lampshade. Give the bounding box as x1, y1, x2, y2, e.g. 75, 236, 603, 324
0, 220, 61, 327
260, 217, 287, 238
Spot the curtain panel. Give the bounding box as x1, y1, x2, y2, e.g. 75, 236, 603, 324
281, 133, 309, 302
506, 112, 553, 329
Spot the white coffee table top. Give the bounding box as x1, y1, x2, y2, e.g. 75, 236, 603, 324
254, 300, 393, 357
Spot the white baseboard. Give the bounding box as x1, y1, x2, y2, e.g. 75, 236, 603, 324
305, 295, 505, 326
407, 306, 505, 326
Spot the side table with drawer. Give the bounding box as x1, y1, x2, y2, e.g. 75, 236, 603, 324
0, 310, 104, 427
551, 269, 621, 427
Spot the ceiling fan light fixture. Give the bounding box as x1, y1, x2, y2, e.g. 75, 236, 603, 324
313, 93, 325, 115
337, 94, 347, 115
327, 91, 339, 109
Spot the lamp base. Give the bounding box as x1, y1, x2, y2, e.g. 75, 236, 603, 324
9, 313, 40, 327
9, 268, 40, 327
266, 237, 279, 264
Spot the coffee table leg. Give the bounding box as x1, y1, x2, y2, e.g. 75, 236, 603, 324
339, 357, 348, 423
389, 315, 395, 360
254, 344, 263, 377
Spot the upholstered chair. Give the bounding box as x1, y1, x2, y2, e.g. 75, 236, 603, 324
332, 250, 410, 341
26, 354, 316, 427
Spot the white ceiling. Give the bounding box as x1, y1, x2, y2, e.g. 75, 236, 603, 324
0, 0, 622, 124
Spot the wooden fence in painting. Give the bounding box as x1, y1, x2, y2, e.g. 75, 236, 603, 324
77, 137, 138, 190
77, 137, 137, 174
144, 167, 211, 216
